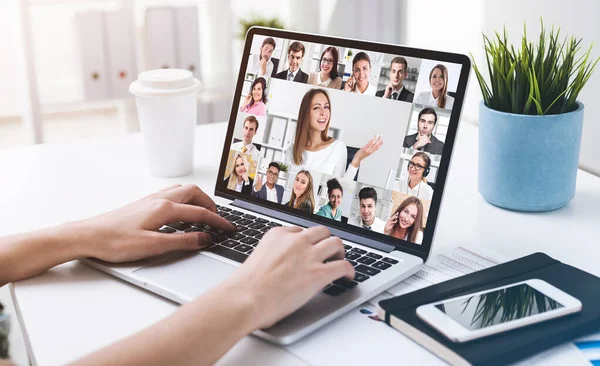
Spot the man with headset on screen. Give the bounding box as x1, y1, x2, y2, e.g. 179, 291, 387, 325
403, 107, 444, 155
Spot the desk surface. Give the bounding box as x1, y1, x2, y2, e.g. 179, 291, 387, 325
3, 122, 600, 366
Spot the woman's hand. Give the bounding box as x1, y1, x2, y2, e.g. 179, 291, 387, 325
351, 135, 384, 168
75, 226, 355, 366
344, 76, 356, 92
234, 226, 355, 329
242, 171, 250, 183
384, 212, 399, 235
76, 184, 235, 263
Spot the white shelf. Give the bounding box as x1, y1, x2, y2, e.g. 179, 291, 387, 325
260, 142, 287, 151
17, 0, 225, 143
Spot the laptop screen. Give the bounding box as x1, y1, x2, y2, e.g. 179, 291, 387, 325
217, 28, 470, 259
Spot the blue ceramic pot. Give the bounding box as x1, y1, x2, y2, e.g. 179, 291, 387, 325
478, 101, 584, 212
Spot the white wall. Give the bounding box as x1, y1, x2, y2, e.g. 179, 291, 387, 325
482, 0, 600, 175
404, 0, 600, 176
0, 1, 235, 117
325, 0, 407, 45
3, 0, 598, 176
267, 78, 412, 188
405, 0, 484, 125
0, 1, 24, 118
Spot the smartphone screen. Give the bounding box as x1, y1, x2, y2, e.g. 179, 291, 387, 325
435, 283, 564, 330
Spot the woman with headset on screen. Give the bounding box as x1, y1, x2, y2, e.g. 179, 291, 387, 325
284, 88, 383, 181
393, 152, 434, 200
285, 170, 315, 213
240, 77, 268, 116
414, 64, 454, 110
384, 196, 425, 244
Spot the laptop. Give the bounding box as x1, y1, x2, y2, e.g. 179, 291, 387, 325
82, 27, 471, 345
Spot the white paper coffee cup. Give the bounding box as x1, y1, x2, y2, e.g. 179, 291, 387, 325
129, 69, 202, 177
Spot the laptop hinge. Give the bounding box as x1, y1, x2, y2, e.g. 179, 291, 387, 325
232, 199, 396, 254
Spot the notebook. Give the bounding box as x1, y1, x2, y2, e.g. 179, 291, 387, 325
378, 253, 600, 366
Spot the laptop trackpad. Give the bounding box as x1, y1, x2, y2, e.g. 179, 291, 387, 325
133, 252, 237, 302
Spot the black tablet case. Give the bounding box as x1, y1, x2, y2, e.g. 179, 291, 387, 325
378, 253, 600, 366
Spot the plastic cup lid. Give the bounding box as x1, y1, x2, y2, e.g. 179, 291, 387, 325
129, 69, 202, 97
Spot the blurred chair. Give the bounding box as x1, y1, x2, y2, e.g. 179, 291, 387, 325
346, 146, 360, 181
270, 57, 280, 77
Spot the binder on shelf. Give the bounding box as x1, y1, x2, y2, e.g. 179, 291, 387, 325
174, 6, 200, 77
75, 11, 109, 101
259, 146, 267, 159
268, 117, 287, 148
145, 7, 177, 70
263, 148, 275, 163
314, 44, 322, 57
378, 253, 600, 366
104, 9, 136, 99
283, 120, 297, 150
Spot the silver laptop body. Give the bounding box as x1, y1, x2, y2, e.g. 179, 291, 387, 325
82, 27, 471, 345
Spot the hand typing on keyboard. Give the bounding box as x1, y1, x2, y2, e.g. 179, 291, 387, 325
231, 225, 355, 329
76, 184, 236, 263
2, 183, 353, 365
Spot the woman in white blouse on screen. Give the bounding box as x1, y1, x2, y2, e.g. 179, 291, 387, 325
343, 52, 377, 96
284, 88, 383, 181
384, 196, 424, 245
414, 64, 455, 110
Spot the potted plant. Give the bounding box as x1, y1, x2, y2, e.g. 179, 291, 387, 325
275, 161, 289, 180
238, 17, 285, 40
472, 22, 599, 211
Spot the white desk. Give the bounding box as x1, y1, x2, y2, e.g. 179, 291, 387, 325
2, 122, 600, 365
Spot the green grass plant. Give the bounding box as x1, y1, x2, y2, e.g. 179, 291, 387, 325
472, 21, 599, 115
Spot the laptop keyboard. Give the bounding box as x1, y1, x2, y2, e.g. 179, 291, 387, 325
160, 204, 400, 297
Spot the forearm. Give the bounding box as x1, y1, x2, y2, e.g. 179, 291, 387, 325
75, 275, 258, 366
0, 222, 86, 286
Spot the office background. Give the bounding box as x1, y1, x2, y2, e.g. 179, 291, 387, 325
0, 0, 598, 177
0, 1, 598, 364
